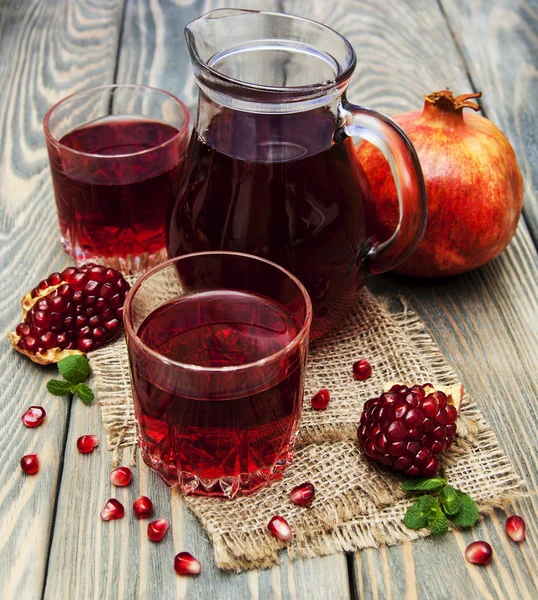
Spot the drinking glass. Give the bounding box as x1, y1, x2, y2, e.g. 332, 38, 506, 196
124, 251, 312, 498
44, 84, 190, 274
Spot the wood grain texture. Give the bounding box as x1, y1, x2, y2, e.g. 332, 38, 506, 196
439, 0, 538, 249
0, 0, 123, 598
282, 0, 538, 598
43, 1, 351, 599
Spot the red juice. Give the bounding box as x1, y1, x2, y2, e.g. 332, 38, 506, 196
167, 108, 374, 339
48, 117, 184, 272
131, 289, 305, 497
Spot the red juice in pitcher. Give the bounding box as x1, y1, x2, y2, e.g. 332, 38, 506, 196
131, 288, 304, 496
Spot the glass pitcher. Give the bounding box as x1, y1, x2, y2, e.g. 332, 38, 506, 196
167, 9, 427, 340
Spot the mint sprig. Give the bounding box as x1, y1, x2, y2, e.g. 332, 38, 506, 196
402, 476, 479, 535
47, 355, 95, 405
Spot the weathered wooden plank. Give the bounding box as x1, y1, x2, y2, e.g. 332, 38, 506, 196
439, 0, 538, 249
44, 1, 352, 599
282, 0, 538, 598
0, 0, 124, 597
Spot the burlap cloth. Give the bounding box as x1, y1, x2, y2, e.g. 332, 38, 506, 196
90, 288, 524, 571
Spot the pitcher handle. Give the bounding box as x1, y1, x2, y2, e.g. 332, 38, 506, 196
342, 101, 427, 274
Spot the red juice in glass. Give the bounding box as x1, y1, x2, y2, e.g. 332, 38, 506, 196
124, 252, 312, 498
44, 85, 189, 274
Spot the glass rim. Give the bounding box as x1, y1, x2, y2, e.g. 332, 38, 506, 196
186, 10, 357, 101
43, 83, 190, 160
123, 251, 313, 374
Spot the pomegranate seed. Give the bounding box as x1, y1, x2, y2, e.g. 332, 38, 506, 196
21, 406, 46, 428
133, 496, 153, 519
109, 466, 132, 486
20, 454, 39, 474
311, 389, 330, 410
100, 498, 125, 521
147, 518, 169, 541
505, 515, 525, 542
174, 552, 201, 576
353, 359, 372, 381
290, 482, 315, 506
267, 515, 292, 541
465, 541, 493, 565
77, 435, 99, 454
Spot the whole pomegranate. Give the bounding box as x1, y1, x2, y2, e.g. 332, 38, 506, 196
357, 90, 524, 277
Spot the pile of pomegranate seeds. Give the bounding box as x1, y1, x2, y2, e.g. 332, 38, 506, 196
21, 406, 46, 428
465, 541, 493, 565
20, 454, 39, 474
290, 482, 315, 506
148, 518, 169, 542
100, 498, 125, 521
353, 359, 372, 381
133, 496, 153, 519
358, 384, 458, 476
311, 389, 330, 410
174, 552, 201, 576
77, 435, 99, 454
267, 515, 293, 541
109, 466, 132, 486
10, 265, 129, 363
505, 515, 525, 542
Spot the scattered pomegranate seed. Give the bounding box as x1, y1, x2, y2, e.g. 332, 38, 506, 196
109, 466, 132, 486
353, 359, 372, 381
100, 498, 125, 521
174, 552, 201, 576
465, 541, 493, 565
290, 482, 315, 506
21, 406, 46, 428
20, 454, 39, 474
311, 389, 330, 410
133, 496, 153, 519
77, 435, 99, 454
267, 515, 293, 541
147, 518, 169, 542
505, 515, 526, 542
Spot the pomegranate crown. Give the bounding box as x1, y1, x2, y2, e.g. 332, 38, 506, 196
425, 90, 482, 112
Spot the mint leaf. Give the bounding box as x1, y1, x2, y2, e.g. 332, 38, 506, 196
401, 476, 446, 493
447, 491, 479, 528
404, 495, 437, 529
439, 484, 462, 515
58, 355, 90, 385
75, 383, 95, 405
47, 379, 75, 396
428, 501, 449, 535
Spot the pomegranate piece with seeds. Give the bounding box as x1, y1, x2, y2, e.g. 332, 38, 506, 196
353, 359, 373, 381
109, 466, 132, 487
357, 382, 463, 477
77, 435, 99, 454
133, 496, 153, 519
8, 265, 129, 364
20, 454, 39, 474
174, 552, 201, 576
290, 482, 315, 506
465, 541, 493, 565
147, 518, 169, 541
505, 515, 525, 542
100, 498, 125, 521
21, 406, 46, 428
311, 389, 330, 410
267, 515, 293, 541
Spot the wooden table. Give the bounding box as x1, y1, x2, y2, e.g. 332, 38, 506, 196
1, 1, 537, 598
